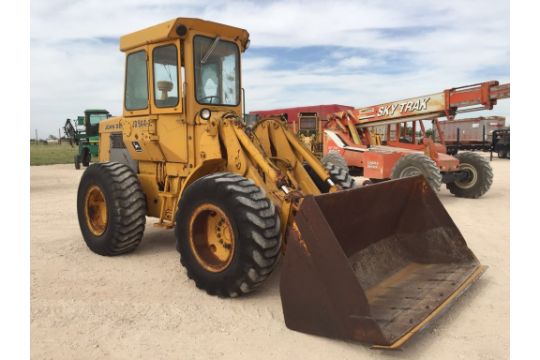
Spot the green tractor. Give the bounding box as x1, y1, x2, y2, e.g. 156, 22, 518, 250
64, 109, 111, 169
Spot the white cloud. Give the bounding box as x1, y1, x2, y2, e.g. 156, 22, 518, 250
30, 0, 510, 137
338, 57, 371, 68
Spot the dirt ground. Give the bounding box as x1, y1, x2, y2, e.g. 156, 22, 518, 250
30, 154, 509, 359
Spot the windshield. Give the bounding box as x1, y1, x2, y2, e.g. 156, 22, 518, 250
89, 113, 108, 125
194, 36, 240, 106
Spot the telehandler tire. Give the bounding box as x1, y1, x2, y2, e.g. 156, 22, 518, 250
175, 172, 281, 298
305, 160, 355, 192
391, 153, 442, 191
326, 163, 355, 189
77, 162, 146, 256
447, 152, 493, 198
321, 152, 348, 173
82, 148, 91, 167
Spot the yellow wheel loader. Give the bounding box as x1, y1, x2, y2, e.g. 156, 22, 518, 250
77, 18, 486, 349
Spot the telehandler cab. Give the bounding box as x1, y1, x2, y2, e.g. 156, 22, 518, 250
77, 18, 486, 348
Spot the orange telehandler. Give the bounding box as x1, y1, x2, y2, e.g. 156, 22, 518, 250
323, 81, 509, 197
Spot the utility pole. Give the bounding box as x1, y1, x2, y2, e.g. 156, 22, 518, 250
35, 129, 38, 144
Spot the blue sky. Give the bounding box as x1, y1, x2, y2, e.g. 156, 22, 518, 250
30, 0, 509, 137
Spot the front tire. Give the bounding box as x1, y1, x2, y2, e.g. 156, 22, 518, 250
446, 152, 493, 198
74, 154, 81, 170
175, 172, 281, 298
391, 153, 442, 191
77, 162, 147, 255
82, 148, 91, 167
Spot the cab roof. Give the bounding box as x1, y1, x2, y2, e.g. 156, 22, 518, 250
120, 18, 250, 52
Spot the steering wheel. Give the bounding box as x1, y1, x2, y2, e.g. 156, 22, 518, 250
200, 96, 219, 104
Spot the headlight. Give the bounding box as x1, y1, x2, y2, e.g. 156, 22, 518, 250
200, 108, 211, 120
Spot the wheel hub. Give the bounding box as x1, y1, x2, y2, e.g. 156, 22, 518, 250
84, 185, 108, 236
399, 166, 422, 178
454, 163, 478, 189
189, 204, 235, 273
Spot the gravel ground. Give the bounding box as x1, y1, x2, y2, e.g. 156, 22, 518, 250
31, 154, 509, 359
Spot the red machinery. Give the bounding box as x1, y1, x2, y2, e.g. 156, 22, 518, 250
249, 104, 354, 130
323, 81, 509, 197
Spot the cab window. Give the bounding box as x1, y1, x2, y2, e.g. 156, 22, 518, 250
89, 113, 108, 125
153, 45, 179, 108
125, 50, 148, 110
193, 36, 240, 106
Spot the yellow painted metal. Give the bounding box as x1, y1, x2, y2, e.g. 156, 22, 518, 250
96, 17, 337, 248
347, 115, 362, 145
188, 204, 235, 272
370, 130, 382, 145
120, 18, 249, 52
84, 185, 108, 236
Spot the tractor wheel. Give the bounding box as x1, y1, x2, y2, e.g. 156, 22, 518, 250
497, 149, 508, 159
82, 148, 91, 167
446, 152, 493, 198
321, 152, 348, 173
326, 163, 355, 189
304, 161, 355, 193
77, 162, 146, 256
391, 153, 442, 192
175, 172, 281, 298
74, 155, 81, 170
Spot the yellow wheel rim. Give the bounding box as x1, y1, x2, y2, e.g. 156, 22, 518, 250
84, 185, 108, 236
189, 204, 235, 273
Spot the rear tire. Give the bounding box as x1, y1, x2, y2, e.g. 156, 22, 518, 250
498, 149, 508, 159
447, 152, 493, 198
391, 153, 442, 191
175, 172, 281, 298
77, 162, 146, 255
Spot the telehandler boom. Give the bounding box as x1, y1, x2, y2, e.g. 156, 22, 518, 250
77, 18, 486, 348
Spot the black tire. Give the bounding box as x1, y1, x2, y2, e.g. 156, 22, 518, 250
498, 149, 509, 159
446, 152, 493, 198
175, 172, 281, 298
326, 162, 355, 189
74, 154, 81, 170
82, 148, 91, 167
391, 153, 442, 191
304, 162, 355, 193
77, 162, 146, 256
321, 152, 348, 173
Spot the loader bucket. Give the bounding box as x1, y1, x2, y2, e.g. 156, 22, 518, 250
280, 175, 486, 349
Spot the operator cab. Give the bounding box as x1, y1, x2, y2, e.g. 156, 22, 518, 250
84, 109, 111, 137
120, 18, 249, 118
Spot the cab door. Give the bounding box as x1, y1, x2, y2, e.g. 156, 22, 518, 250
148, 40, 188, 163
